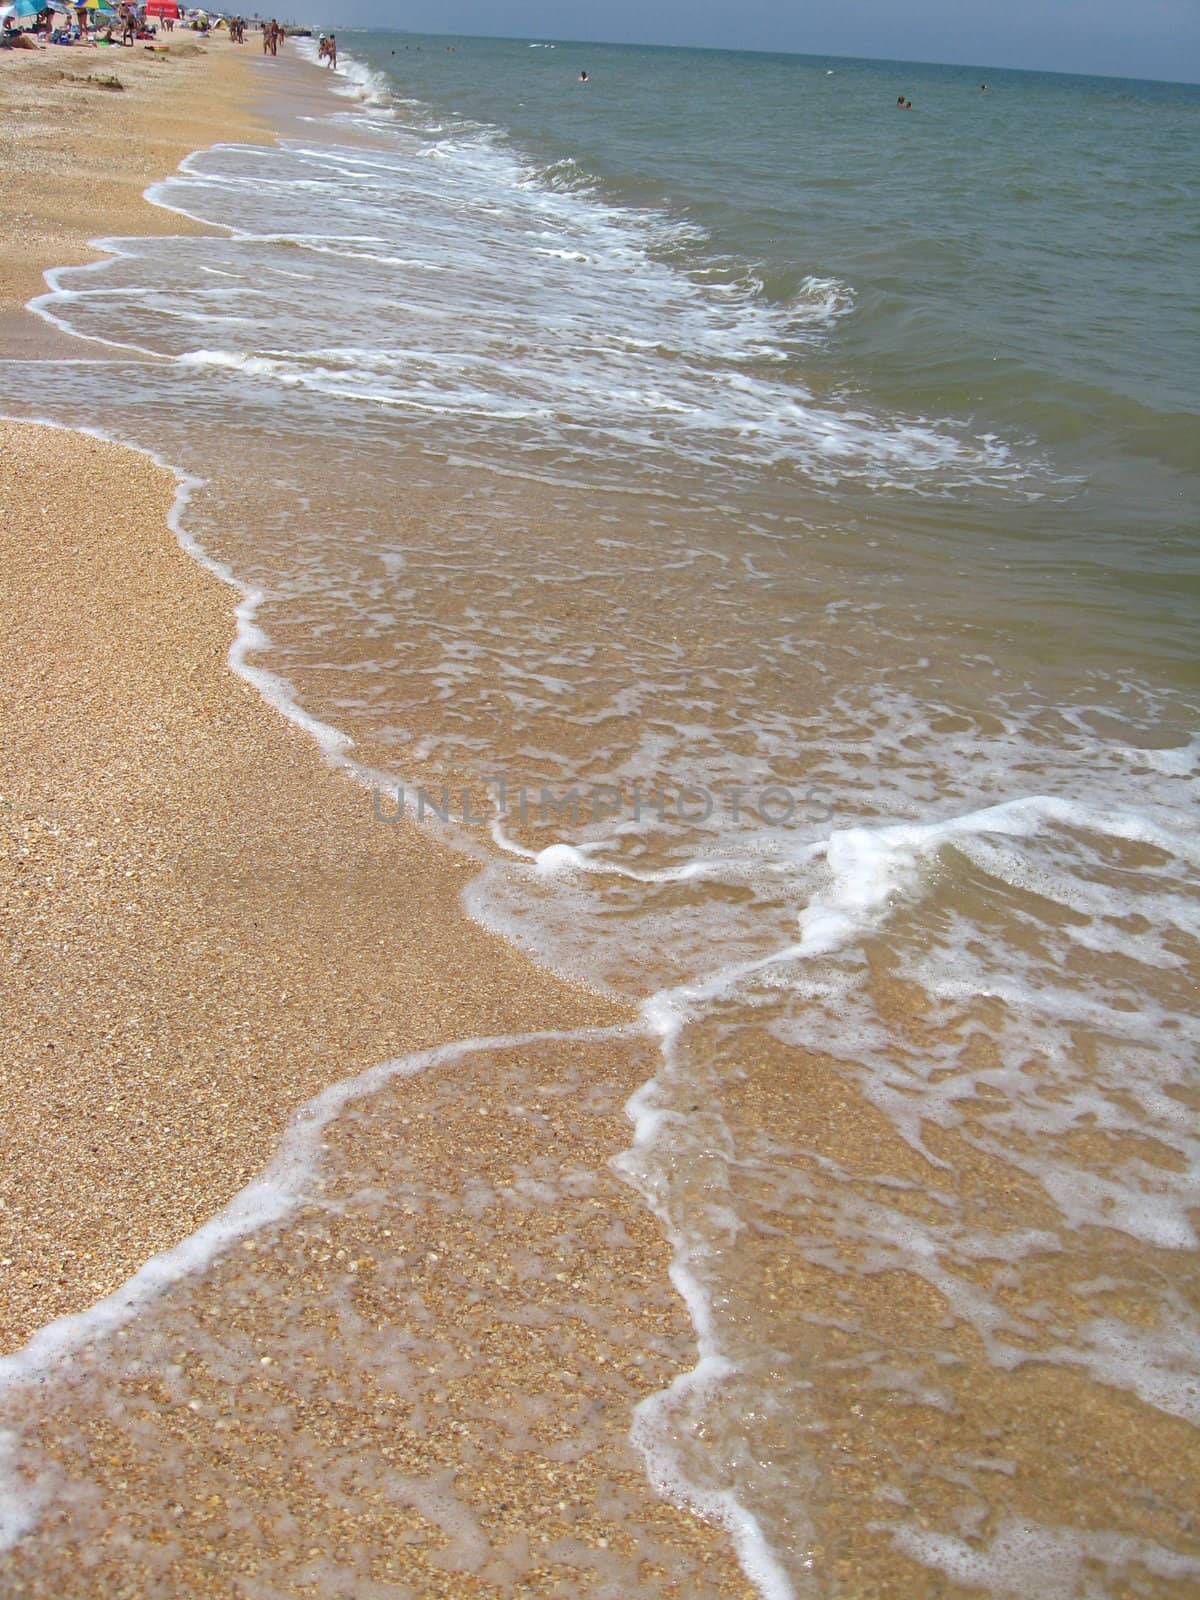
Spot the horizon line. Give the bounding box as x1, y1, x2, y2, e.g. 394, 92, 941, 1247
287, 22, 1200, 90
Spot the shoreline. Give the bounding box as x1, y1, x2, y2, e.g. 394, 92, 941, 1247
0, 39, 270, 316
0, 38, 757, 1594
6, 34, 1197, 1600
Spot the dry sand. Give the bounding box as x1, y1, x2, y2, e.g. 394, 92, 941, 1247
0, 35, 754, 1595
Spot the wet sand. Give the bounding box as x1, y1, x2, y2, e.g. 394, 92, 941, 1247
0, 37, 753, 1595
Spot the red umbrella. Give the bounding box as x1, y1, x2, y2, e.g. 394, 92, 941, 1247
144, 0, 178, 14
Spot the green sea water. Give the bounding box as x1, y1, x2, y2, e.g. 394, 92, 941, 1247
349, 33, 1200, 662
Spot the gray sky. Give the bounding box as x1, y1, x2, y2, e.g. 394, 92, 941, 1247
303, 0, 1200, 83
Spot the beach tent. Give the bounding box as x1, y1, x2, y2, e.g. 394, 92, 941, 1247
144, 0, 178, 15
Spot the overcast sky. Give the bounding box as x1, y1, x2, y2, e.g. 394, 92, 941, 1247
302, 0, 1200, 84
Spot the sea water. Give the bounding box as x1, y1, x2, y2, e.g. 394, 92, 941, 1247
1, 33, 1198, 1596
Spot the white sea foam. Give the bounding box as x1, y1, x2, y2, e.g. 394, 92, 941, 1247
882, 1519, 1200, 1598
292, 34, 393, 107
34, 112, 1036, 497
619, 1054, 799, 1600
0, 1022, 633, 1549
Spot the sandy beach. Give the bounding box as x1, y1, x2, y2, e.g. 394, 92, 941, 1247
0, 37, 269, 320
0, 36, 755, 1595
2, 30, 1197, 1600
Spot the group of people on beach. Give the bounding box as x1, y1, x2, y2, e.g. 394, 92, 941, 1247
2, 2, 153, 47
261, 16, 282, 54
1, 3, 254, 47
317, 30, 336, 67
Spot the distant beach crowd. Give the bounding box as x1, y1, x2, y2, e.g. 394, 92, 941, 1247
2, 7, 285, 50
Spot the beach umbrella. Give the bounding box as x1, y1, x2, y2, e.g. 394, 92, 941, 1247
6, 0, 49, 17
